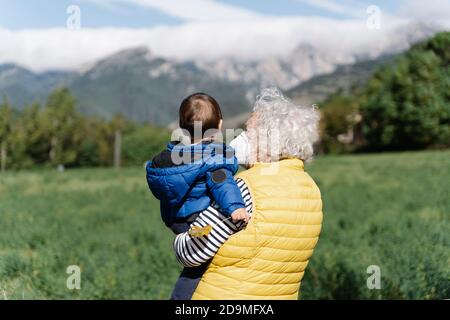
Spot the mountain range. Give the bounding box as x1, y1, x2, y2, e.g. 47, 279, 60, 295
0, 22, 440, 126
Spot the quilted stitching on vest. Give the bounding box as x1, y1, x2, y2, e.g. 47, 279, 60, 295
192, 158, 323, 300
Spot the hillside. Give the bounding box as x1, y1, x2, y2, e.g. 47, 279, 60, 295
2, 51, 394, 122
69, 47, 251, 125
287, 54, 397, 106
0, 64, 74, 109
0, 23, 440, 125
0, 48, 251, 125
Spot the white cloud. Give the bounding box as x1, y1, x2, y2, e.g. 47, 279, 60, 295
88, 0, 262, 21
1, 0, 448, 72
398, 0, 450, 27
0, 16, 411, 72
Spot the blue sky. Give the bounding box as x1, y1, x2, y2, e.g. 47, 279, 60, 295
0, 0, 402, 29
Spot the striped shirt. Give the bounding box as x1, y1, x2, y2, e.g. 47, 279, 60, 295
173, 178, 253, 267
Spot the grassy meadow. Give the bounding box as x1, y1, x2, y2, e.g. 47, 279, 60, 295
0, 150, 449, 299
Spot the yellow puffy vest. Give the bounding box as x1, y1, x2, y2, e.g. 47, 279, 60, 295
192, 158, 323, 300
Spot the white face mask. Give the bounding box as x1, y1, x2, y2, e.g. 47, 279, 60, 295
230, 132, 250, 166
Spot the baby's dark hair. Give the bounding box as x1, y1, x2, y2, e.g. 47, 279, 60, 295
179, 93, 223, 138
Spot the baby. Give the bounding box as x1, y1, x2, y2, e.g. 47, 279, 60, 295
146, 92, 250, 236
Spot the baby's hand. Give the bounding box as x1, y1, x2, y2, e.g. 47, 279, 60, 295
231, 208, 250, 224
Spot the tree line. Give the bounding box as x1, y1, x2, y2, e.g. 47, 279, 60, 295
320, 31, 450, 153
0, 88, 169, 171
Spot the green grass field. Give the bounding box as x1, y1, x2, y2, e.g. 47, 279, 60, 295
0, 150, 449, 299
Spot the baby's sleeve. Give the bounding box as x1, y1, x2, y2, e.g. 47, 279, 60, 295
173, 178, 253, 267
206, 168, 245, 216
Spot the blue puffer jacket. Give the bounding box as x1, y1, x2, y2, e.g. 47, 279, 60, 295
146, 141, 245, 227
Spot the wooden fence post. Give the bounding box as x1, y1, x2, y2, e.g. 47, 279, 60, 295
1, 141, 6, 173
114, 130, 122, 169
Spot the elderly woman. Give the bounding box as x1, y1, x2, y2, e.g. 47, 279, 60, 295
172, 88, 323, 300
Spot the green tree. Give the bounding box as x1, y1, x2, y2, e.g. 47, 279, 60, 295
361, 32, 450, 150
75, 117, 102, 167
0, 98, 12, 172
122, 125, 169, 166
41, 88, 80, 167
0, 88, 173, 169
21, 104, 47, 166
319, 94, 361, 153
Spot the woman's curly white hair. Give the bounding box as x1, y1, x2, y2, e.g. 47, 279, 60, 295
247, 88, 320, 164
